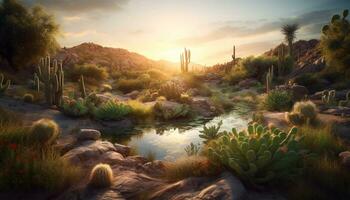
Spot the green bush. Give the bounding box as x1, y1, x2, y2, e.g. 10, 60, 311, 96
320, 9, 350, 78
265, 90, 293, 111
285, 101, 318, 126
22, 93, 34, 103
126, 100, 153, 119
208, 124, 304, 186
62, 98, 89, 117
210, 92, 233, 112
153, 101, 190, 120
293, 73, 326, 93
94, 100, 132, 120
184, 143, 200, 156
224, 69, 247, 84
158, 82, 183, 101
69, 64, 108, 85
116, 78, 149, 93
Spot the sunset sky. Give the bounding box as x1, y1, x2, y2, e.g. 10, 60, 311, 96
23, 0, 350, 65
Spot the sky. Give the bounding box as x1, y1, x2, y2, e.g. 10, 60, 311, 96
22, 0, 350, 65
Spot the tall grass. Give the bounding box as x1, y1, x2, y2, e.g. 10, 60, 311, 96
126, 100, 153, 119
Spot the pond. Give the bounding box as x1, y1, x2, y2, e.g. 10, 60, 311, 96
106, 102, 253, 161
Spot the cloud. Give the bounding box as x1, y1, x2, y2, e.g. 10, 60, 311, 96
178, 9, 338, 46
24, 0, 129, 13
63, 30, 107, 38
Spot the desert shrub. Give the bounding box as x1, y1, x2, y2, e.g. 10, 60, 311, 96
126, 100, 153, 118
153, 101, 190, 120
164, 156, 219, 181
320, 9, 350, 78
62, 98, 89, 117
158, 82, 183, 101
184, 143, 200, 156
208, 124, 304, 186
199, 121, 223, 144
0, 117, 80, 191
239, 56, 277, 81
94, 100, 132, 120
264, 89, 293, 111
69, 64, 108, 85
210, 92, 233, 112
147, 69, 169, 80
116, 78, 149, 93
30, 119, 59, 146
23, 93, 34, 103
179, 93, 192, 104
293, 73, 326, 93
138, 89, 159, 102
297, 124, 345, 156
101, 84, 112, 92
285, 101, 318, 126
88, 163, 113, 188
224, 69, 247, 85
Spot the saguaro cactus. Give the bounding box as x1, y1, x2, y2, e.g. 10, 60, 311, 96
79, 75, 87, 98
180, 48, 191, 73
36, 56, 64, 106
34, 73, 40, 92
0, 73, 10, 96
277, 45, 286, 76
266, 66, 274, 93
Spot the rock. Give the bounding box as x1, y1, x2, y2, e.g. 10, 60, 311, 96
322, 107, 350, 117
101, 151, 124, 164
125, 90, 140, 99
339, 151, 350, 167
191, 97, 216, 117
127, 155, 148, 164
238, 79, 258, 89
143, 160, 165, 174
77, 129, 101, 141
114, 143, 131, 157
276, 84, 308, 101
188, 88, 200, 96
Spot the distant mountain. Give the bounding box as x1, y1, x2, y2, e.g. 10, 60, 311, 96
55, 42, 178, 71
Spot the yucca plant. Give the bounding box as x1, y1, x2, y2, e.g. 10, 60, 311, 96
94, 100, 132, 120
199, 121, 223, 144
281, 24, 299, 57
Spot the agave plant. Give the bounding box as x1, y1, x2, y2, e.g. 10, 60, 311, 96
208, 123, 305, 185
199, 120, 223, 144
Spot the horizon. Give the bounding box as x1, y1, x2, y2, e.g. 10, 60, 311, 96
22, 0, 350, 65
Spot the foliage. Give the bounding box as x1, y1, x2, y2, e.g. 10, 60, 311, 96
285, 101, 318, 126
208, 124, 304, 185
281, 24, 299, 57
264, 89, 293, 111
88, 163, 113, 188
23, 93, 34, 103
320, 9, 350, 78
0, 73, 11, 96
116, 77, 150, 93
184, 142, 200, 156
0, 0, 59, 70
94, 100, 132, 120
126, 100, 153, 118
293, 73, 326, 93
62, 98, 89, 117
153, 101, 190, 120
199, 121, 223, 144
30, 118, 59, 146
164, 156, 219, 181
158, 82, 183, 101
0, 115, 80, 191
68, 64, 108, 85
210, 92, 233, 112
224, 69, 247, 84
238, 56, 278, 81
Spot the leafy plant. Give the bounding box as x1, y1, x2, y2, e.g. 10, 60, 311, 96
158, 82, 183, 101
184, 143, 200, 156
62, 98, 89, 117
265, 89, 293, 111
199, 121, 223, 144
281, 24, 300, 58
94, 100, 132, 120
208, 124, 304, 185
68, 64, 108, 85
88, 163, 113, 188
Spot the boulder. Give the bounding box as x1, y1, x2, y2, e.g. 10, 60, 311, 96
339, 151, 350, 167
125, 90, 140, 99
276, 84, 308, 101
238, 79, 258, 89
114, 143, 131, 157
191, 97, 216, 117
77, 129, 101, 141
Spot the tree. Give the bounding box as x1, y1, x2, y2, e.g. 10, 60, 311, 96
0, 0, 59, 71
281, 24, 299, 58
320, 9, 350, 77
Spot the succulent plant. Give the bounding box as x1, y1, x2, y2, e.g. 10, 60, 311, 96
89, 163, 114, 188
285, 101, 318, 126
0, 73, 11, 96
23, 93, 34, 103
266, 66, 273, 93
199, 121, 223, 144
30, 118, 60, 146
62, 97, 89, 117
180, 48, 191, 73
184, 142, 200, 156
36, 56, 64, 106
79, 75, 87, 98
208, 123, 304, 185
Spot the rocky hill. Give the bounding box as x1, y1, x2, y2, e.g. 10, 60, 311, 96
55, 43, 178, 71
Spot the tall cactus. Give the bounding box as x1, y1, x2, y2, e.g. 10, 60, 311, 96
225, 45, 236, 73
277, 45, 285, 76
33, 73, 40, 92
180, 48, 191, 73
0, 73, 10, 96
79, 75, 87, 98
36, 56, 64, 106
266, 66, 274, 93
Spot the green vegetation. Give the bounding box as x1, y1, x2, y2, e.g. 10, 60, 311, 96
184, 142, 200, 156
153, 101, 190, 120
180, 48, 191, 73
0, 108, 80, 191
264, 89, 293, 111
0, 0, 59, 70
320, 9, 350, 78
208, 124, 304, 185
94, 100, 132, 120
285, 101, 318, 126
281, 24, 299, 58
88, 163, 113, 188
126, 100, 153, 119
62, 98, 90, 117
69, 64, 108, 85
116, 77, 150, 93
158, 82, 183, 101
210, 92, 233, 112
199, 120, 223, 144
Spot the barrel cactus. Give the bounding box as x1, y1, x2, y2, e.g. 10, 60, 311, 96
23, 93, 34, 103
30, 119, 60, 146
89, 163, 114, 188
208, 123, 304, 185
